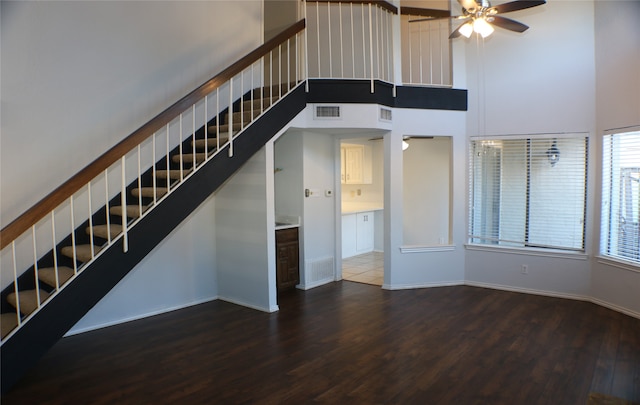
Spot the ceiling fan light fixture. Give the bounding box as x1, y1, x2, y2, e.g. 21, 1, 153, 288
473, 17, 494, 38
459, 21, 474, 38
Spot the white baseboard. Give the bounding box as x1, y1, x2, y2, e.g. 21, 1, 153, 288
218, 296, 278, 313
382, 280, 464, 290
65, 295, 219, 336
465, 280, 640, 320
297, 278, 334, 290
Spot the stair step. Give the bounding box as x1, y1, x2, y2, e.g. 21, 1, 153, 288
86, 224, 123, 240
110, 205, 148, 218
1, 313, 19, 339
242, 97, 275, 110
38, 266, 75, 288
172, 153, 208, 164
60, 244, 102, 263
131, 187, 168, 199
155, 168, 192, 180
210, 122, 242, 134
7, 289, 51, 316
226, 109, 262, 124
192, 137, 230, 150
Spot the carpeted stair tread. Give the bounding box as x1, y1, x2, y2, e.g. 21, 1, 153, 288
60, 244, 102, 263
7, 289, 51, 316
1, 313, 19, 339
226, 109, 262, 124
155, 168, 192, 180
192, 137, 231, 150
210, 122, 242, 134
110, 205, 148, 218
242, 97, 275, 110
131, 187, 168, 199
87, 224, 123, 240
172, 153, 208, 164
38, 266, 75, 288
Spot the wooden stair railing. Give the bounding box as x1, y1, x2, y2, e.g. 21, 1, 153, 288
0, 19, 306, 342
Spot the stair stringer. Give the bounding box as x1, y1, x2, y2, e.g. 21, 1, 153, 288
0, 84, 307, 394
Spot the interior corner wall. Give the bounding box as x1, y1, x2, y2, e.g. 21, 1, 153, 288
463, 0, 597, 299
215, 148, 273, 312
591, 0, 640, 317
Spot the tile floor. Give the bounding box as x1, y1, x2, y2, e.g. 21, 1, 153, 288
342, 251, 384, 286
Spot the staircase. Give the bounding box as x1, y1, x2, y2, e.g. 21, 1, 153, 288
0, 20, 307, 393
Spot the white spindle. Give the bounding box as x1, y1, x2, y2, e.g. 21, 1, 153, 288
11, 241, 22, 325
270, 51, 273, 103
240, 72, 245, 130
192, 104, 197, 166
419, 21, 424, 84
375, 5, 380, 80
251, 62, 255, 117
216, 89, 220, 151
408, 16, 413, 84
316, 4, 321, 77
429, 22, 433, 85
70, 196, 78, 273
137, 145, 143, 217
304, 1, 310, 92
179, 114, 184, 180
339, 2, 344, 78
287, 39, 291, 92
165, 124, 170, 191
351, 3, 355, 78
88, 182, 95, 259
152, 134, 157, 206
327, 2, 332, 78
229, 78, 234, 157
105, 169, 111, 242
369, 3, 374, 92
51, 211, 60, 289
278, 44, 282, 99
205, 96, 209, 153
361, 5, 366, 79
121, 157, 128, 253
32, 225, 41, 308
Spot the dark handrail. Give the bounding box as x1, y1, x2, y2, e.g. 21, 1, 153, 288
400, 6, 451, 19
0, 19, 306, 249
305, 0, 398, 15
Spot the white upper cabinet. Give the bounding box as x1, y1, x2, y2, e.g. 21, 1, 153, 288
341, 143, 372, 184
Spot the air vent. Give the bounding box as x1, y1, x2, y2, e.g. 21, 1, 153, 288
380, 107, 392, 122
314, 105, 341, 119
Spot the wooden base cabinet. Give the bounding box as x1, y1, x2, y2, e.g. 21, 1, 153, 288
276, 227, 300, 292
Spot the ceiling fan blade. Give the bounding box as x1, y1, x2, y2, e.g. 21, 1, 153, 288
449, 28, 463, 39
490, 15, 529, 32
491, 0, 546, 14
458, 0, 480, 12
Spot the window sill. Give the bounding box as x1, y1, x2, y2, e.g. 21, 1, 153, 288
400, 245, 456, 254
596, 256, 640, 274
465, 243, 588, 260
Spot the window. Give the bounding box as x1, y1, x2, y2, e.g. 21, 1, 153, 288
469, 135, 588, 251
601, 130, 640, 265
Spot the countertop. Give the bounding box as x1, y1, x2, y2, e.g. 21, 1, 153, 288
341, 202, 384, 215
275, 215, 300, 230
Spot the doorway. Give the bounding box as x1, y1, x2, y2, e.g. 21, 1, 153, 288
339, 136, 384, 286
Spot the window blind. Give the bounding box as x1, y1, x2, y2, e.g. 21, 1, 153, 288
469, 135, 588, 251
601, 130, 640, 264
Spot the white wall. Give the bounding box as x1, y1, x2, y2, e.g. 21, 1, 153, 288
1, 0, 262, 226
1, 0, 264, 331
464, 0, 596, 299
216, 148, 277, 312
591, 0, 640, 317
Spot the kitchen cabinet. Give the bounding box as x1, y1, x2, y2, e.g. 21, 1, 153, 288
341, 144, 372, 184
276, 227, 299, 292
342, 211, 375, 258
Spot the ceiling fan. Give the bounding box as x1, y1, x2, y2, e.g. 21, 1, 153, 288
410, 0, 546, 39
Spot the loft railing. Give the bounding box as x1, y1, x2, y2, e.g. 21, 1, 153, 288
400, 6, 453, 87
305, 0, 397, 92
0, 20, 306, 343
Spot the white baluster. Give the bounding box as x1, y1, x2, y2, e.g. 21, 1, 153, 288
121, 157, 128, 253
51, 211, 60, 289
70, 196, 78, 273
327, 2, 332, 78
11, 241, 22, 325
228, 78, 234, 157
105, 169, 111, 242
369, 3, 374, 92
32, 225, 41, 309
88, 182, 95, 259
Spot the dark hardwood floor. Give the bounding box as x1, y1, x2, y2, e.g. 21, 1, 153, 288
2, 282, 639, 404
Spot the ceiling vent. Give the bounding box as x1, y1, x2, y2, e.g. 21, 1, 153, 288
379, 107, 392, 122
314, 105, 341, 120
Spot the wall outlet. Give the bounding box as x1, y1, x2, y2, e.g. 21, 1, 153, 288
521, 264, 528, 275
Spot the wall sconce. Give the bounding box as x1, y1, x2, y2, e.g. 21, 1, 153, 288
546, 140, 560, 166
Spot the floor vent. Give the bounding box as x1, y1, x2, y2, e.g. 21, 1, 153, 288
380, 107, 392, 122
307, 257, 335, 282
314, 105, 341, 119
